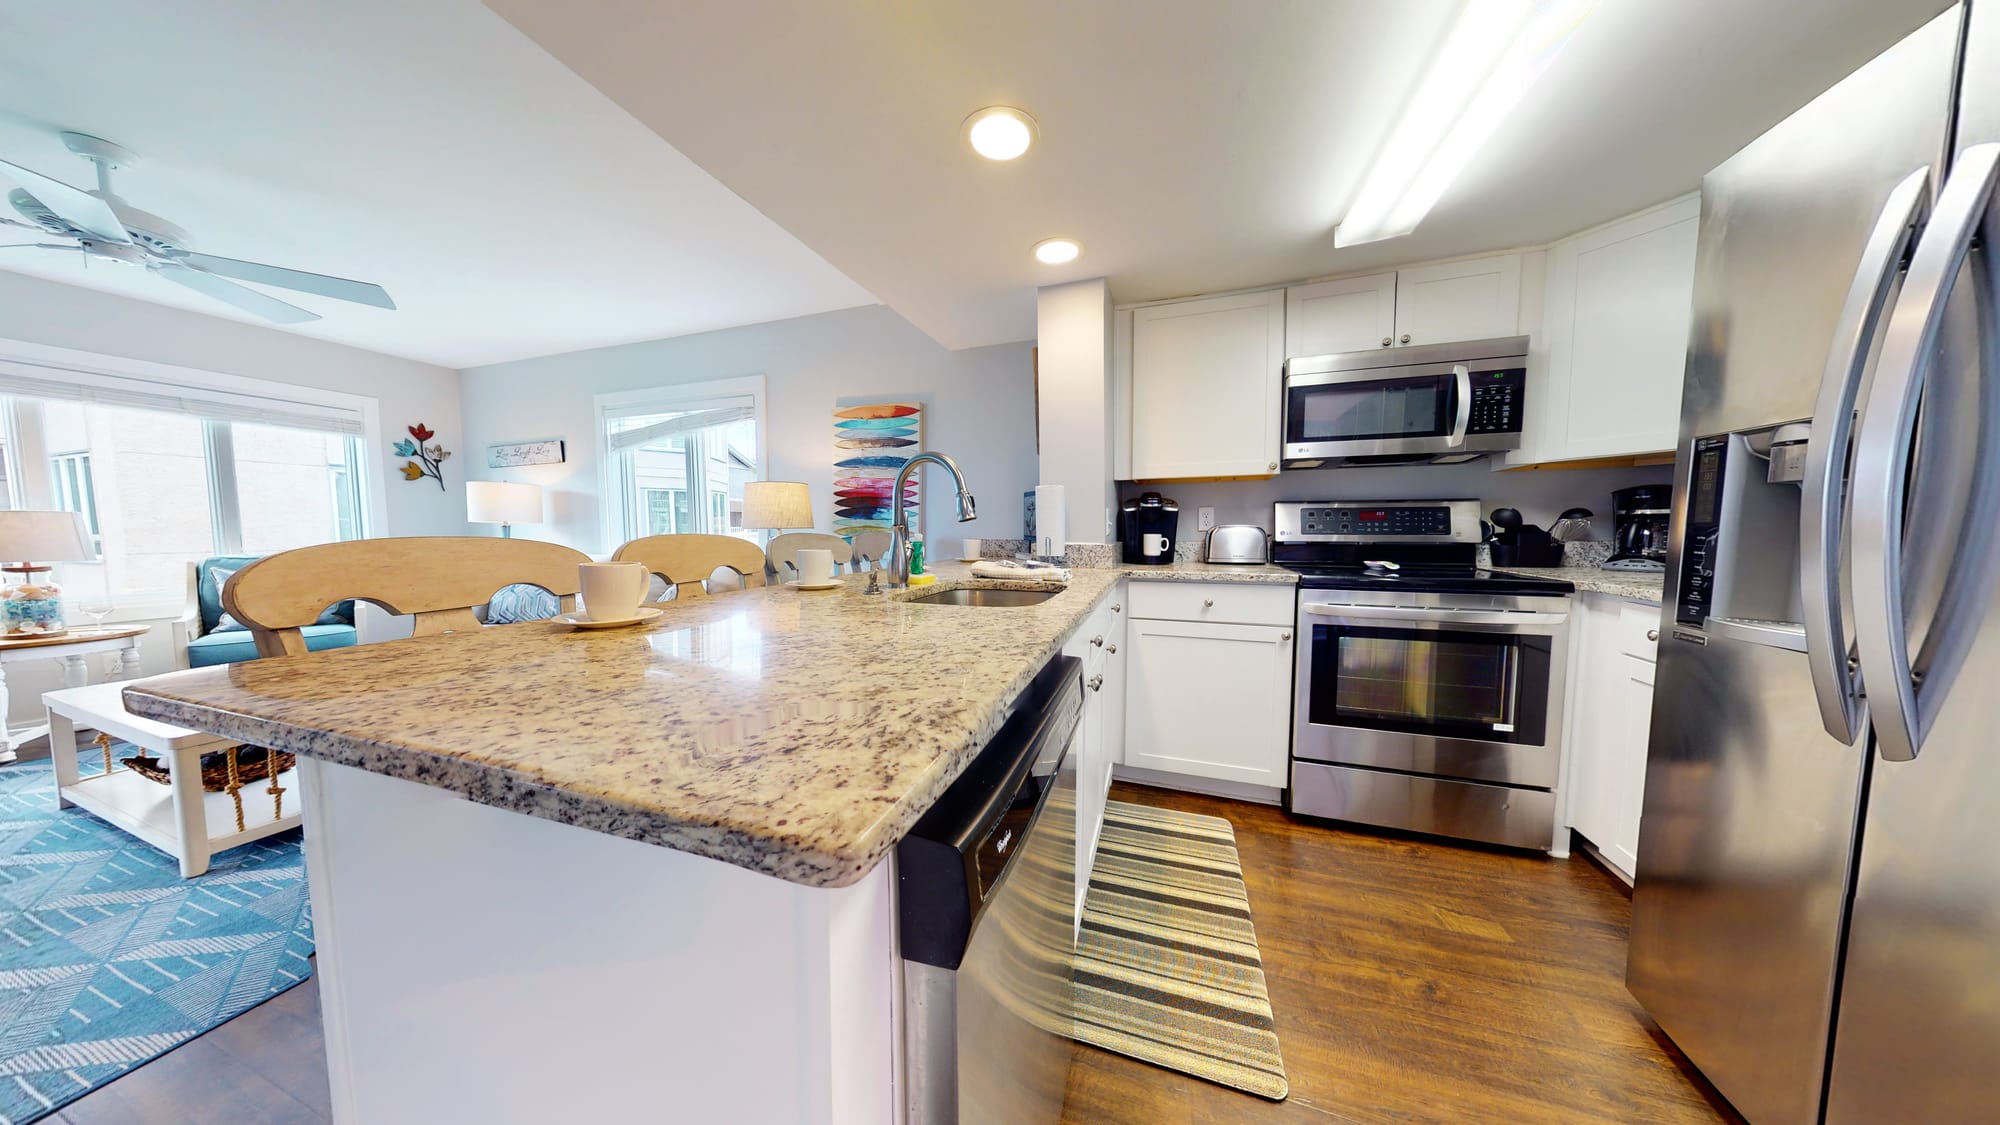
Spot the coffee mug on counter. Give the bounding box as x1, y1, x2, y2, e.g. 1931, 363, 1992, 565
579, 561, 649, 621
797, 548, 835, 586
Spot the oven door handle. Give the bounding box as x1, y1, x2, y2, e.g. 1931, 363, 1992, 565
1301, 603, 1568, 632
1447, 364, 1472, 449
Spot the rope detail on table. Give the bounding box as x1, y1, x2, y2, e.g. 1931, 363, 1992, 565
94, 732, 115, 776
224, 746, 245, 833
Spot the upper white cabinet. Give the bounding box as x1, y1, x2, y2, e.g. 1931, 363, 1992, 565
1284, 272, 1397, 356
1513, 196, 1699, 465
1391, 254, 1525, 346
1130, 288, 1285, 479
1284, 253, 1527, 359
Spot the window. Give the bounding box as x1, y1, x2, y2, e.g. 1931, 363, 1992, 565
599, 378, 764, 546
50, 450, 100, 552
0, 365, 371, 603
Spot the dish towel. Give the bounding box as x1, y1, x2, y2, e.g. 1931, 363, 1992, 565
969, 559, 1072, 585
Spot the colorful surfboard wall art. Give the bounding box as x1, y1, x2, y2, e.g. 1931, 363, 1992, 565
833, 402, 922, 535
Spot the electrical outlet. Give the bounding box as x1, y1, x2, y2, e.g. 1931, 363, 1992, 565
1197, 506, 1217, 532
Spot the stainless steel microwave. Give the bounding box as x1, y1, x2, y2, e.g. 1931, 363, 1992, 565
1281, 335, 1529, 468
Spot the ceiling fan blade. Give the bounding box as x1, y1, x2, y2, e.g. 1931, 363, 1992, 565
173, 251, 395, 310
153, 264, 321, 324
0, 157, 130, 244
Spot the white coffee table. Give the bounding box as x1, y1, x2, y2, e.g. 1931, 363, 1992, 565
45, 681, 303, 877
0, 626, 147, 763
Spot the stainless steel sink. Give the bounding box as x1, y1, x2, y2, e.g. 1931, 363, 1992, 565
908, 587, 1060, 607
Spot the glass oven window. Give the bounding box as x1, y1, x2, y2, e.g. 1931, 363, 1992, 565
1288, 375, 1450, 443
1309, 624, 1552, 744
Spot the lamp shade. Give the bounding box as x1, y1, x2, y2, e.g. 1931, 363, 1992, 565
0, 510, 95, 563
741, 481, 813, 530
467, 481, 543, 526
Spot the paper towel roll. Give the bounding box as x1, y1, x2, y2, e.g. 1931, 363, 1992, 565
1033, 484, 1067, 559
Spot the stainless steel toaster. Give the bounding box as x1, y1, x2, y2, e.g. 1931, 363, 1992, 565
1201, 524, 1269, 564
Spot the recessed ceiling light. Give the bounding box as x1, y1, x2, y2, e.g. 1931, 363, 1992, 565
1033, 238, 1081, 265
963, 106, 1037, 161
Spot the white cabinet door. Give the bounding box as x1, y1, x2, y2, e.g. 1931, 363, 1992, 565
1100, 589, 1127, 780
1392, 254, 1524, 346
1516, 196, 1698, 464
1285, 273, 1397, 357
1130, 289, 1286, 479
1124, 617, 1293, 786
1566, 596, 1658, 880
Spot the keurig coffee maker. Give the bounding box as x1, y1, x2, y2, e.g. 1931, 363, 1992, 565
1121, 492, 1179, 565
1605, 484, 1671, 571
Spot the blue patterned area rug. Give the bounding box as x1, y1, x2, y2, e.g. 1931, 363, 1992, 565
0, 751, 313, 1124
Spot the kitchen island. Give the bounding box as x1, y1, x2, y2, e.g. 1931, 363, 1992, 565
120, 560, 1273, 1124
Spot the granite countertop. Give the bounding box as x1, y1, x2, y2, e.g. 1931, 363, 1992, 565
121, 559, 1289, 889
1116, 559, 1298, 584
1492, 565, 1667, 604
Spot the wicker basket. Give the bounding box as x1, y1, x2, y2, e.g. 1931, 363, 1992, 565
125, 747, 296, 792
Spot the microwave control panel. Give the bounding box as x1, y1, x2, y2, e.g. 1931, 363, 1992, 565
1465, 367, 1528, 435
1676, 435, 1728, 627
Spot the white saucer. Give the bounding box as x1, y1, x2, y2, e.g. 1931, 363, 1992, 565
788, 579, 843, 591
557, 607, 664, 629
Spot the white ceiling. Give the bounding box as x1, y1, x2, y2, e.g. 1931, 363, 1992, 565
0, 1, 874, 368
487, 0, 1952, 351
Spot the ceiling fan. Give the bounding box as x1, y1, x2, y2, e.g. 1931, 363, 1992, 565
0, 131, 395, 324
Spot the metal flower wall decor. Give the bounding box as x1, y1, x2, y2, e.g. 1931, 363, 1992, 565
394, 423, 450, 490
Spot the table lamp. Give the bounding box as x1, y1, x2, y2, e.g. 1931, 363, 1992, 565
0, 510, 97, 636
741, 481, 813, 534
467, 481, 544, 538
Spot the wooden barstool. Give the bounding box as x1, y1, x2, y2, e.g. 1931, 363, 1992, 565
612, 534, 768, 602
764, 532, 855, 583
223, 537, 591, 658
849, 530, 893, 573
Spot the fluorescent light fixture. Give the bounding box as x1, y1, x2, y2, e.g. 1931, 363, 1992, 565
1033, 238, 1081, 264
1335, 0, 1597, 247
963, 106, 1037, 161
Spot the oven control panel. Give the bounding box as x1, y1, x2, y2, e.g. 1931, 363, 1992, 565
1274, 499, 1482, 543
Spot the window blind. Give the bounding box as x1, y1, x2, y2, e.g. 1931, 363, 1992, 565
0, 359, 366, 435
605, 404, 756, 453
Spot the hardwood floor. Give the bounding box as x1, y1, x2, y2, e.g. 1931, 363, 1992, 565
51, 783, 1735, 1124
1060, 783, 1742, 1125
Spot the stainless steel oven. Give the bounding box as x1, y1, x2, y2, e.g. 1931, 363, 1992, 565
1290, 584, 1571, 850
1282, 335, 1529, 468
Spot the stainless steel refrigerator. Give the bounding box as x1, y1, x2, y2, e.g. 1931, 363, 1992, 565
1627, 3, 2000, 1122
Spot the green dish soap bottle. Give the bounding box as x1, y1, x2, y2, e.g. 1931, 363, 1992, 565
909, 532, 926, 576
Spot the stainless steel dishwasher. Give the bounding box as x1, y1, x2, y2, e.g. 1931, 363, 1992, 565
897, 655, 1081, 1125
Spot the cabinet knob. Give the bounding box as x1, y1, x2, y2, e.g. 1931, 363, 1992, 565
1090, 635, 1104, 647
1111, 603, 1121, 613
1268, 461, 1278, 471
1647, 628, 1660, 642
1400, 333, 1412, 344
1088, 674, 1104, 693
1280, 631, 1292, 642
1106, 643, 1117, 654
1381, 336, 1392, 347
1202, 598, 1214, 608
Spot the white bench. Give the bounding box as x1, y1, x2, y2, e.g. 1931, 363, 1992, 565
46, 681, 303, 877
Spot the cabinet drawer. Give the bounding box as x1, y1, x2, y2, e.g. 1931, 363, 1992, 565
1127, 581, 1294, 626
1616, 601, 1663, 662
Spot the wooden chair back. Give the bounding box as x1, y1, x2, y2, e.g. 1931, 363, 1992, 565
764, 532, 855, 582
849, 530, 893, 572
611, 534, 768, 601
223, 537, 591, 658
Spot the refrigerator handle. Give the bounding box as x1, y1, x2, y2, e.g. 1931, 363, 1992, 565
1801, 166, 1930, 744
1851, 142, 2000, 763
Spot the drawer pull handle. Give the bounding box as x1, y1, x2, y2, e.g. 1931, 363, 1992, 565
1106, 644, 1117, 654
1088, 675, 1104, 693
1280, 631, 1292, 642
1112, 603, 1121, 613
1646, 629, 1659, 642
1203, 598, 1214, 608
1090, 635, 1104, 647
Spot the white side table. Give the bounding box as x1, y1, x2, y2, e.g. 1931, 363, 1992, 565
45, 681, 303, 877
0, 626, 147, 763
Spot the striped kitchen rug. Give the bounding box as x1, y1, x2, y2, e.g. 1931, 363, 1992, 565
1072, 800, 1288, 1100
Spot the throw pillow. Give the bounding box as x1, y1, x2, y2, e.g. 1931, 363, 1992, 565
485, 583, 561, 624
205, 567, 248, 633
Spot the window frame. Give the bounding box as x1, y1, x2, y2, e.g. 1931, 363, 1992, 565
595, 376, 766, 551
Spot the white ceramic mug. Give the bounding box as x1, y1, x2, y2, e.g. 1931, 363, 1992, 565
579, 561, 649, 621
797, 548, 835, 586
1143, 532, 1170, 558
961, 537, 982, 561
